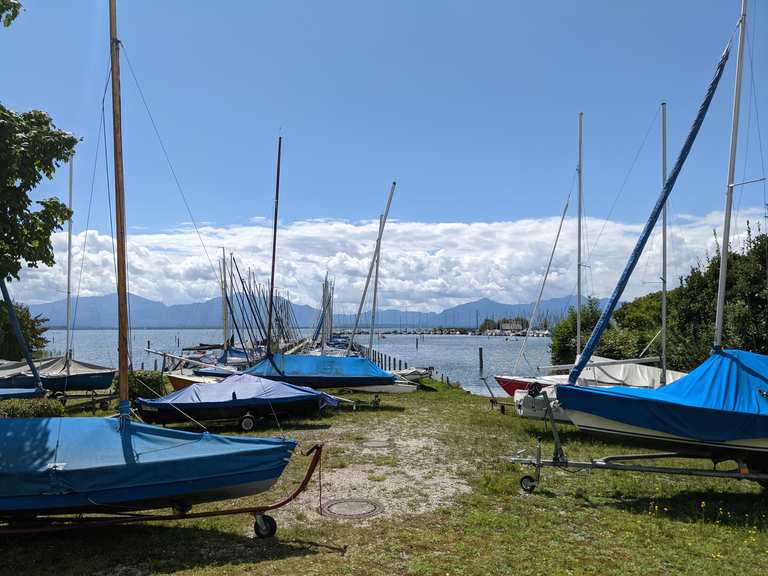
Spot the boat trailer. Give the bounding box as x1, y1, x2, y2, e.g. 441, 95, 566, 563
0, 444, 324, 537
510, 388, 768, 492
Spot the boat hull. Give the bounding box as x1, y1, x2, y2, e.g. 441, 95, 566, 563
137, 396, 322, 425
494, 375, 535, 396
259, 374, 396, 390
559, 383, 768, 462
0, 417, 296, 516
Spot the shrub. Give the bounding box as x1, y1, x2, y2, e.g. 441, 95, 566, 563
0, 398, 65, 418
113, 370, 169, 400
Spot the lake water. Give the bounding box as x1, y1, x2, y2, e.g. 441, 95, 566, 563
44, 329, 552, 397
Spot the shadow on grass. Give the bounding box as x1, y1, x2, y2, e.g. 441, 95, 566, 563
608, 489, 768, 529
5, 523, 346, 574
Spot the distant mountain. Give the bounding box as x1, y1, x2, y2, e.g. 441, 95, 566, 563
28, 293, 612, 329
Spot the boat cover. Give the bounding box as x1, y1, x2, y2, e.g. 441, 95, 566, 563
246, 354, 395, 387
138, 373, 338, 410
0, 357, 115, 391
558, 349, 768, 443
0, 416, 295, 513
0, 387, 45, 400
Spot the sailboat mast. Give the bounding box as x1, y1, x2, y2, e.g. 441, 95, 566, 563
221, 247, 228, 346
109, 0, 129, 404
576, 112, 583, 354
266, 136, 282, 355
661, 102, 668, 385
368, 215, 383, 356
713, 0, 747, 350
65, 158, 74, 363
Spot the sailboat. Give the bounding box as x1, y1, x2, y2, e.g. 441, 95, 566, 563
0, 0, 302, 530
557, 0, 768, 466
0, 160, 116, 395
246, 150, 396, 390
496, 112, 684, 425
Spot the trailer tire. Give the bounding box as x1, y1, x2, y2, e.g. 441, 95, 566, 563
240, 414, 256, 432
254, 514, 277, 538
520, 475, 537, 493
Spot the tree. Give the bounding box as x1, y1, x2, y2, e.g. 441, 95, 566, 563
1, 107, 77, 282
479, 318, 496, 332
0, 301, 48, 360
550, 297, 602, 365
1, 1, 21, 27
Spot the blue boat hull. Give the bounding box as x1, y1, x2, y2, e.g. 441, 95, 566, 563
0, 417, 295, 516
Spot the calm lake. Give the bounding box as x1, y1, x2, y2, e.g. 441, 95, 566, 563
44, 329, 552, 397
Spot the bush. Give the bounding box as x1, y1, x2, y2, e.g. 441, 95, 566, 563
0, 398, 65, 418
113, 370, 169, 400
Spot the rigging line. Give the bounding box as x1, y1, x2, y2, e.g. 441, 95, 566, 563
588, 107, 660, 260
119, 41, 219, 282
512, 172, 575, 375
72, 67, 112, 330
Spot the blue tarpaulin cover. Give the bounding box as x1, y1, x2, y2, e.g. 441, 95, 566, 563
138, 373, 338, 410
0, 416, 295, 514
0, 387, 44, 400
246, 354, 394, 388
558, 349, 768, 443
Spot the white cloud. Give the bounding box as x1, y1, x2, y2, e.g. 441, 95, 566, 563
8, 207, 765, 312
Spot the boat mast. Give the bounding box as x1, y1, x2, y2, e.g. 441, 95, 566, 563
109, 0, 129, 406
661, 102, 668, 384
221, 247, 228, 347
368, 215, 383, 356
576, 112, 583, 354
266, 136, 282, 355
65, 158, 74, 365
713, 0, 747, 350
345, 182, 396, 355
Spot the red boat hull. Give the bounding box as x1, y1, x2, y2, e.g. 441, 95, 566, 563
494, 375, 535, 397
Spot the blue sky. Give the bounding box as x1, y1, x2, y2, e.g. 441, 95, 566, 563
3, 1, 768, 308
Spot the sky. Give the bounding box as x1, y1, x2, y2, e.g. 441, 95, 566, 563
2, 1, 767, 312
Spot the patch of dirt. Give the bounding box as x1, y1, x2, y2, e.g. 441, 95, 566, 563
276, 411, 471, 526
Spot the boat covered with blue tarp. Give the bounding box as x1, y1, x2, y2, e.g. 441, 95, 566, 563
136, 373, 338, 425
0, 415, 295, 515
0, 357, 115, 392
558, 349, 768, 459
245, 354, 395, 389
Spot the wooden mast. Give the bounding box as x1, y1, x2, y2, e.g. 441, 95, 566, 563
266, 136, 282, 355
109, 0, 129, 405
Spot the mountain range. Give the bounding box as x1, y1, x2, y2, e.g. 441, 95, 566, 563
27, 293, 609, 330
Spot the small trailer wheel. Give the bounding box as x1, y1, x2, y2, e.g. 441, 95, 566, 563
254, 514, 277, 538
54, 393, 67, 406
99, 399, 109, 410
240, 414, 256, 432
520, 475, 537, 493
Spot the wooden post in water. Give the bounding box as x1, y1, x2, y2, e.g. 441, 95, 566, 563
399, 359, 402, 370
416, 338, 418, 350
479, 347, 484, 372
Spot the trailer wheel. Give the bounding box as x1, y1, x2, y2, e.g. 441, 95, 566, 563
240, 414, 256, 432
254, 514, 277, 538
520, 475, 537, 493
54, 393, 67, 406
99, 400, 109, 410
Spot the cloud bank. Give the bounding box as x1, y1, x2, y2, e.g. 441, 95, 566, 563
9, 208, 765, 312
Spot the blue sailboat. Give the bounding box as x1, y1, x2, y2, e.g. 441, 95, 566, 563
136, 373, 338, 426
0, 0, 300, 531
557, 2, 768, 467
246, 353, 395, 389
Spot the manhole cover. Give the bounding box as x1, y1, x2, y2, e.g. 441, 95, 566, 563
321, 498, 384, 519
359, 439, 392, 449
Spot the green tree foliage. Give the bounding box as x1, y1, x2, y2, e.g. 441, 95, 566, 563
0, 106, 77, 282
0, 300, 48, 360
0, 0, 21, 27
479, 318, 496, 332
550, 297, 602, 365
551, 227, 768, 372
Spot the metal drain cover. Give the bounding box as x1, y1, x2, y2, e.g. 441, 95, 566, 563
321, 498, 384, 519
359, 439, 392, 449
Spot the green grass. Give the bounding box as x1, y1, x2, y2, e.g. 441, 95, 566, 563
4, 388, 768, 575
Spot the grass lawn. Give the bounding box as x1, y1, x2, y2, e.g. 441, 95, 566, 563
4, 381, 768, 575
